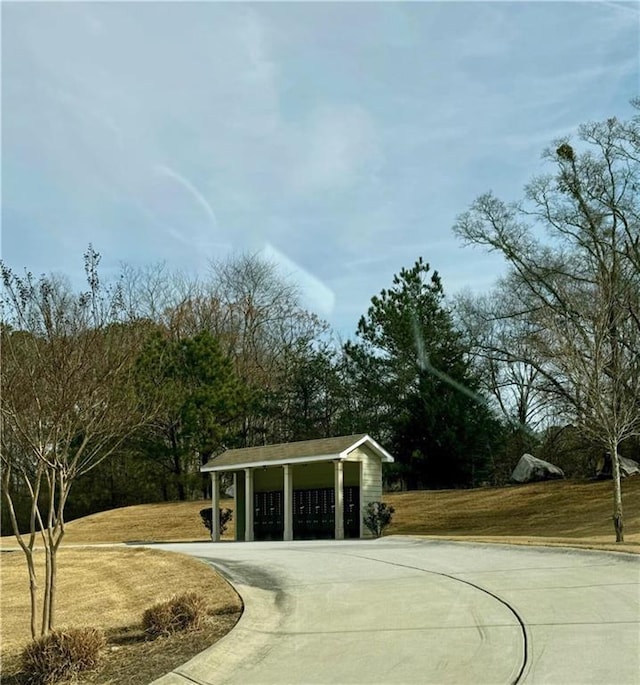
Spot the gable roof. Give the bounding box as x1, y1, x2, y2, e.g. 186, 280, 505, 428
201, 434, 393, 472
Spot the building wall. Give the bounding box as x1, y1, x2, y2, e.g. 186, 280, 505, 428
253, 466, 284, 492
343, 461, 359, 487
252, 461, 359, 492
347, 444, 383, 538
227, 446, 384, 540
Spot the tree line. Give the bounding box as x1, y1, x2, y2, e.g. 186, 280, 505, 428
454, 108, 640, 541
2, 107, 639, 558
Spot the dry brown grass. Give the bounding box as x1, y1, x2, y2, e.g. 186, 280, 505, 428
0, 547, 242, 683
62, 498, 235, 545
4, 480, 637, 552
2, 478, 637, 680
20, 626, 106, 684
384, 477, 640, 553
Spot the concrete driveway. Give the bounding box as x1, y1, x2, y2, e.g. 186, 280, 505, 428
151, 538, 639, 685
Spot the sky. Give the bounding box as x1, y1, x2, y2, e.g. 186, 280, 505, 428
2, 1, 638, 338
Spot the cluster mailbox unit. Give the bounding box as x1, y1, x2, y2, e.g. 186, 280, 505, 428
201, 434, 394, 541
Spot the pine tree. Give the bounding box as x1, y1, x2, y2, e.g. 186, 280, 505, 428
345, 258, 502, 488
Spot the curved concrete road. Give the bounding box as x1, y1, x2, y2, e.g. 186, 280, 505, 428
151, 538, 639, 685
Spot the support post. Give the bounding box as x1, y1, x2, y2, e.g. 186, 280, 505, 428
233, 472, 239, 541
211, 472, 220, 542
334, 460, 344, 540
283, 464, 293, 541
245, 468, 254, 542
359, 460, 364, 539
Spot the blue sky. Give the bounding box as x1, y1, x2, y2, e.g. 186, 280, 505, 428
2, 1, 638, 338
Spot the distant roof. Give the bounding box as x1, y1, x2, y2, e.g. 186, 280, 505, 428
201, 434, 394, 472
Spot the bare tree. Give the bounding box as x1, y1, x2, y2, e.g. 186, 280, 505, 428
456, 292, 552, 432
455, 293, 557, 483
119, 261, 206, 335
118, 253, 332, 479
208, 253, 329, 445
0, 248, 150, 637
454, 111, 640, 541
120, 253, 332, 449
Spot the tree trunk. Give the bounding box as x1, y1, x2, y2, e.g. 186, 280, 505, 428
610, 444, 624, 542
48, 479, 68, 633
170, 428, 186, 501
3, 483, 41, 639
177, 480, 186, 501
41, 543, 52, 635
41, 472, 57, 635
27, 554, 39, 640
201, 451, 211, 499
48, 543, 59, 632
202, 475, 209, 500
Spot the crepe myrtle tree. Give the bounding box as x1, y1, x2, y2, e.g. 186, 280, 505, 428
0, 248, 152, 637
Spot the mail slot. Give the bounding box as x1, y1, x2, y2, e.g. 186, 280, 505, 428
254, 486, 360, 540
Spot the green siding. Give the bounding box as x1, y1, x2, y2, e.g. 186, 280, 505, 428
254, 467, 284, 492
252, 461, 360, 492
291, 462, 333, 489
232, 446, 384, 540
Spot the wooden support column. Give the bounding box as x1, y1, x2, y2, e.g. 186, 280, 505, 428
283, 464, 293, 541
211, 472, 220, 542
233, 472, 239, 541
359, 460, 364, 539
334, 460, 344, 540
245, 468, 254, 542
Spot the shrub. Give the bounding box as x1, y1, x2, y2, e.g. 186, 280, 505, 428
363, 502, 395, 537
21, 627, 105, 684
200, 507, 233, 536
142, 592, 208, 638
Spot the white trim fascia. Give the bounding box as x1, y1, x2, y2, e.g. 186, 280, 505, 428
201, 453, 342, 473
340, 434, 394, 463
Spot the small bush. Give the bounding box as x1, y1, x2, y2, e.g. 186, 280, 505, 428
142, 592, 208, 639
363, 502, 395, 537
200, 507, 233, 536
21, 627, 105, 684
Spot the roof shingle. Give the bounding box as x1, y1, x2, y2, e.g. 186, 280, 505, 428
202, 434, 377, 471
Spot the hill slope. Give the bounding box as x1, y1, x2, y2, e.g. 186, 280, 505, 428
385, 477, 640, 551
40, 478, 639, 552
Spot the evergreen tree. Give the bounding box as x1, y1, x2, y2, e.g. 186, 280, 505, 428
345, 258, 502, 488
135, 330, 245, 500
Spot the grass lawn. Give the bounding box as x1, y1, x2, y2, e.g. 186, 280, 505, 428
0, 546, 241, 684
1, 478, 637, 682
384, 477, 640, 553
54, 478, 640, 552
